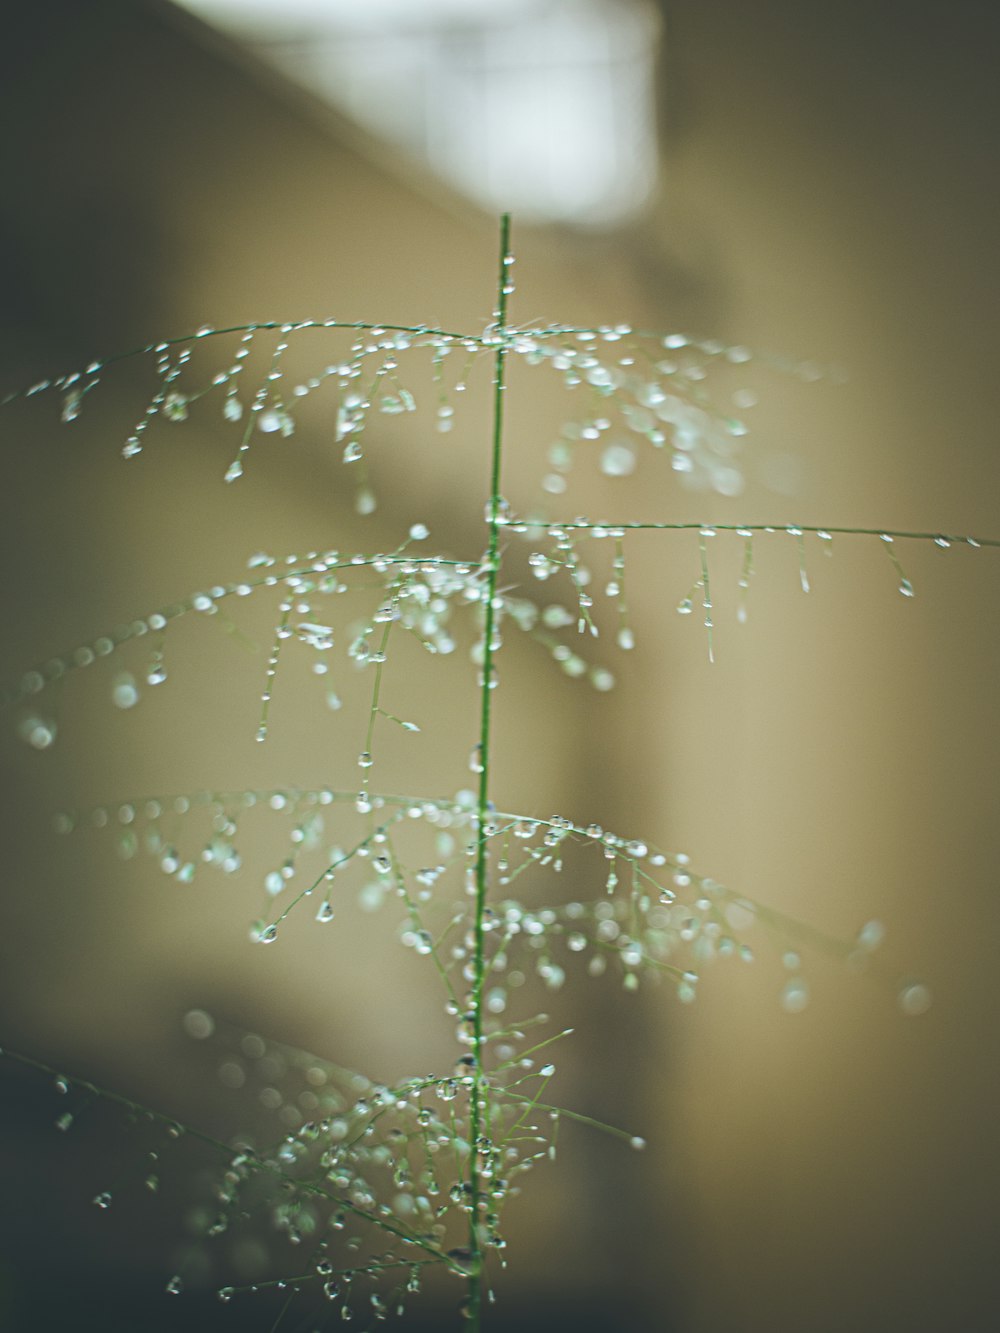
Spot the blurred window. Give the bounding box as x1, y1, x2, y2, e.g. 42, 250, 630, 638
176, 0, 660, 227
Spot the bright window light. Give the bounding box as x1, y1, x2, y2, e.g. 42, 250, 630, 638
175, 0, 660, 227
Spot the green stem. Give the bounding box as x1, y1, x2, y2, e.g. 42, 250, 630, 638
467, 212, 512, 1331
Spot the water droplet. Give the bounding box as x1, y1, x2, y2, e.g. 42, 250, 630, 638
600, 442, 636, 477
55, 1112, 74, 1132
224, 459, 243, 483
630, 1136, 646, 1151
182, 1009, 215, 1039
93, 1192, 112, 1210
590, 667, 615, 691
165, 1276, 183, 1296
856, 919, 885, 951
112, 673, 140, 709
343, 441, 363, 463
258, 925, 278, 945
899, 578, 915, 597
358, 751, 373, 769
898, 982, 932, 1016
163, 393, 188, 422
409, 523, 429, 541
18, 715, 56, 749
781, 978, 809, 1013
217, 1288, 234, 1304
316, 900, 335, 923
617, 627, 635, 650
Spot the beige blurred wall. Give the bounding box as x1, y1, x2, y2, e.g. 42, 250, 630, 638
0, 1, 997, 1330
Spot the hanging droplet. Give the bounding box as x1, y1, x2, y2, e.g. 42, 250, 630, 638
856, 919, 885, 951
224, 459, 243, 483
781, 978, 810, 1013
898, 982, 932, 1016
163, 393, 188, 422
165, 1276, 183, 1296
93, 1192, 112, 1209
590, 667, 615, 691
316, 900, 335, 923
61, 389, 82, 423
111, 673, 140, 709
600, 442, 636, 477
343, 441, 363, 463
258, 925, 278, 945
18, 715, 56, 749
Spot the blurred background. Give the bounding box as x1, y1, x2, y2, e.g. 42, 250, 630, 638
1, 0, 998, 1329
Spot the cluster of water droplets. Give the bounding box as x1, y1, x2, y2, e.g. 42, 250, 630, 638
11, 1000, 648, 1321
159, 1011, 646, 1309
509, 326, 762, 499
48, 782, 925, 1016
3, 283, 970, 1331
5, 518, 637, 751
11, 314, 828, 520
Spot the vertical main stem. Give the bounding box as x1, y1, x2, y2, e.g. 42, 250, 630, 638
466, 212, 511, 1330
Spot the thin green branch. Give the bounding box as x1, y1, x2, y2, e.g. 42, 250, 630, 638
467, 210, 513, 1333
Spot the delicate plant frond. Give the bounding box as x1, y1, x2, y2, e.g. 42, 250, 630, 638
2, 214, 965, 1328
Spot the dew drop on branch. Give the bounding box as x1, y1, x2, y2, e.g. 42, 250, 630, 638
182, 1009, 215, 1040
111, 674, 140, 709
781, 978, 810, 1013
18, 715, 56, 749
898, 982, 932, 1016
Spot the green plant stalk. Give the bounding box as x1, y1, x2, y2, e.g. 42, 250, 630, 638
466, 212, 512, 1329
